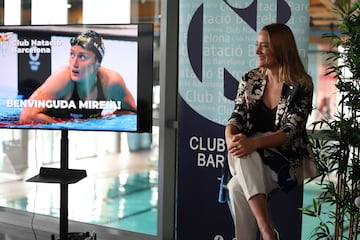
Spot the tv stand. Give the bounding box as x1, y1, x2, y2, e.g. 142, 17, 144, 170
27, 130, 95, 240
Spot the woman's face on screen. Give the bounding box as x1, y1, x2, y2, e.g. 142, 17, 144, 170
69, 45, 98, 81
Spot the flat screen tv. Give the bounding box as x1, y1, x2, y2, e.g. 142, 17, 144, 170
0, 24, 153, 132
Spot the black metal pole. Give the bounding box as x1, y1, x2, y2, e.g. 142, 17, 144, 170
60, 129, 69, 240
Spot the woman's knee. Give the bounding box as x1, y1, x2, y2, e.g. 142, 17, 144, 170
227, 176, 243, 196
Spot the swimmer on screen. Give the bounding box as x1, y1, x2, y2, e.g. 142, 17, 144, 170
20, 30, 137, 124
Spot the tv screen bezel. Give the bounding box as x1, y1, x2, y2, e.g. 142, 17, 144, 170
0, 23, 154, 133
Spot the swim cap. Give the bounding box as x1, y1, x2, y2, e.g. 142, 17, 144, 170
70, 30, 105, 63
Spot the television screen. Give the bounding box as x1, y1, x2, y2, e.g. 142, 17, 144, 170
0, 24, 153, 132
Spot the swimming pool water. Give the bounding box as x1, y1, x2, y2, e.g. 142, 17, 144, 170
0, 170, 158, 236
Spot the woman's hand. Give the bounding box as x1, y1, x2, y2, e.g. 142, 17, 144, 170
226, 129, 288, 158
19, 109, 58, 124
229, 133, 256, 158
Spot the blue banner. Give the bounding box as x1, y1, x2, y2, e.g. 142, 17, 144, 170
177, 1, 310, 239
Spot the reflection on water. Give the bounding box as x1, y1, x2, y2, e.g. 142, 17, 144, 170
5, 114, 137, 132
0, 170, 158, 236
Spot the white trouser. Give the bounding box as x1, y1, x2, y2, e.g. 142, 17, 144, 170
227, 151, 278, 240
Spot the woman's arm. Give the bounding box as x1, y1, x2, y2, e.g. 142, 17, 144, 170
101, 67, 137, 114
19, 67, 72, 123
227, 69, 265, 133
249, 130, 287, 150
279, 84, 314, 142
227, 126, 287, 158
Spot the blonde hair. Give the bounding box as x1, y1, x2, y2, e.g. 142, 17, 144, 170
260, 23, 312, 90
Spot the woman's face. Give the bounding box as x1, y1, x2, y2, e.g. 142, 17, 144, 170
255, 30, 277, 69
69, 45, 98, 81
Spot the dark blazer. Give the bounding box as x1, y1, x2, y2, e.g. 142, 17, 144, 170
227, 68, 318, 183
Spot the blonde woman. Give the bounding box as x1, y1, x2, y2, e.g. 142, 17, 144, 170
225, 23, 318, 240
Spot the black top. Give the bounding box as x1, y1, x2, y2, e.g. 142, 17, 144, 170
251, 100, 277, 133
48, 79, 106, 119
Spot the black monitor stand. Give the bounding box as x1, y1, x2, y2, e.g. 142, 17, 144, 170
27, 130, 95, 240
